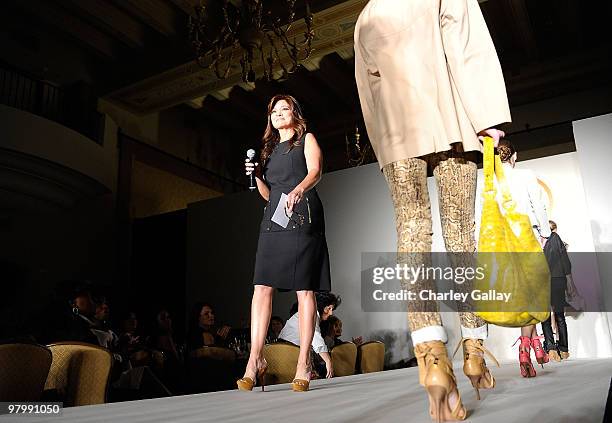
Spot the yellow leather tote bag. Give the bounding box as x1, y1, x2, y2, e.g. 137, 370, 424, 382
475, 137, 550, 327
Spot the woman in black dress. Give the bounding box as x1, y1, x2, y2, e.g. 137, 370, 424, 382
237, 95, 331, 392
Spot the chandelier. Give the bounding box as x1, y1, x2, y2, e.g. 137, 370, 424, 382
345, 124, 374, 167
188, 0, 315, 83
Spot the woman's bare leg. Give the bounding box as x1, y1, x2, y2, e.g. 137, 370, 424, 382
295, 290, 316, 380
243, 284, 274, 380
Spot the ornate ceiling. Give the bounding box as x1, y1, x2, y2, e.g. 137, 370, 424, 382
2, 0, 612, 174
105, 0, 367, 114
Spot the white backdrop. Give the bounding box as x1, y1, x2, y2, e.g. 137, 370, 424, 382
318, 121, 612, 364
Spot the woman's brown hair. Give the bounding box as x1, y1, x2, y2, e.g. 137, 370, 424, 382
497, 138, 516, 163
260, 94, 307, 164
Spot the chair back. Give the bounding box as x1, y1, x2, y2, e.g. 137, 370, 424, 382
45, 342, 113, 406
190, 346, 236, 362
357, 341, 385, 373
262, 342, 300, 385
331, 342, 357, 377
0, 343, 52, 401
187, 346, 237, 393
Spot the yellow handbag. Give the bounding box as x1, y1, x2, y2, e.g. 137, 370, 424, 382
475, 137, 550, 327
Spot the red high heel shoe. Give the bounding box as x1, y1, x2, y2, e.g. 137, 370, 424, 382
514, 336, 536, 378
531, 336, 548, 368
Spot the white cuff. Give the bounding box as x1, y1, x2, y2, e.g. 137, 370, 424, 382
461, 324, 488, 340
411, 325, 447, 345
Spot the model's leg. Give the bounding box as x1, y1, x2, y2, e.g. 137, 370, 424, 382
514, 325, 537, 377
434, 157, 498, 395
541, 314, 556, 351
554, 306, 569, 358
383, 157, 466, 421
292, 290, 316, 390
240, 284, 273, 386
434, 157, 487, 338
382, 158, 442, 337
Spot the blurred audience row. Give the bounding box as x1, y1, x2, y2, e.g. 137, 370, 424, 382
2, 282, 369, 400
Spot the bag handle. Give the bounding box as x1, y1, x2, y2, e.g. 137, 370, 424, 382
483, 136, 496, 198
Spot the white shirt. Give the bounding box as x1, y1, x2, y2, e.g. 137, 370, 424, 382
79, 314, 119, 350
476, 164, 551, 244
278, 312, 328, 354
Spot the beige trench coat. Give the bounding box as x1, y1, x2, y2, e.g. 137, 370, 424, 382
354, 0, 511, 169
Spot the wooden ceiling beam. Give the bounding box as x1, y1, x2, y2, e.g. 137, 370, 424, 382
57, 0, 148, 49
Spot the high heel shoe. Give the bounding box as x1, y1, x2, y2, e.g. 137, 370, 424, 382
415, 341, 467, 422
548, 349, 561, 362
237, 359, 268, 392
452, 338, 499, 400
291, 363, 311, 392
530, 336, 548, 368
291, 379, 310, 392
514, 336, 536, 378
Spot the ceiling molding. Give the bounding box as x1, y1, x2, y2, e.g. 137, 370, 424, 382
104, 0, 368, 114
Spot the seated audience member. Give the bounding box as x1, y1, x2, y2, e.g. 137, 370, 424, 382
279, 292, 341, 379
51, 284, 105, 346
187, 302, 232, 350
90, 299, 117, 346
267, 316, 284, 343
88, 298, 120, 354
321, 316, 364, 351
119, 311, 149, 366
152, 309, 181, 361
186, 303, 234, 393
149, 308, 184, 394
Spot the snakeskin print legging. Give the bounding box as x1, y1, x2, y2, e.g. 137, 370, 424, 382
382, 154, 486, 333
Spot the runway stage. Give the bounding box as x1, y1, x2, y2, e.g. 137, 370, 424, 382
5, 359, 612, 423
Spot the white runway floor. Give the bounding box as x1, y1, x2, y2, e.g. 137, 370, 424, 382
5, 359, 611, 423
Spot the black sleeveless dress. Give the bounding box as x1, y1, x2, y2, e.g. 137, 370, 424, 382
253, 135, 331, 292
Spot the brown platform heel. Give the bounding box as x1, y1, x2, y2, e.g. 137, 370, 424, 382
415, 341, 467, 422
452, 338, 499, 400
291, 378, 310, 392
237, 359, 268, 392
291, 363, 312, 392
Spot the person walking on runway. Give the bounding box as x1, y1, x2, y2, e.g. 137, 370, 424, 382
237, 95, 332, 393
479, 139, 552, 378
355, 0, 511, 420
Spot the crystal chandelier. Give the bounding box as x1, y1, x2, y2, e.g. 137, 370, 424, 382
188, 0, 314, 83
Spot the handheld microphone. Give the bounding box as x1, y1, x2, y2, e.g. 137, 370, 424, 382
246, 149, 257, 191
